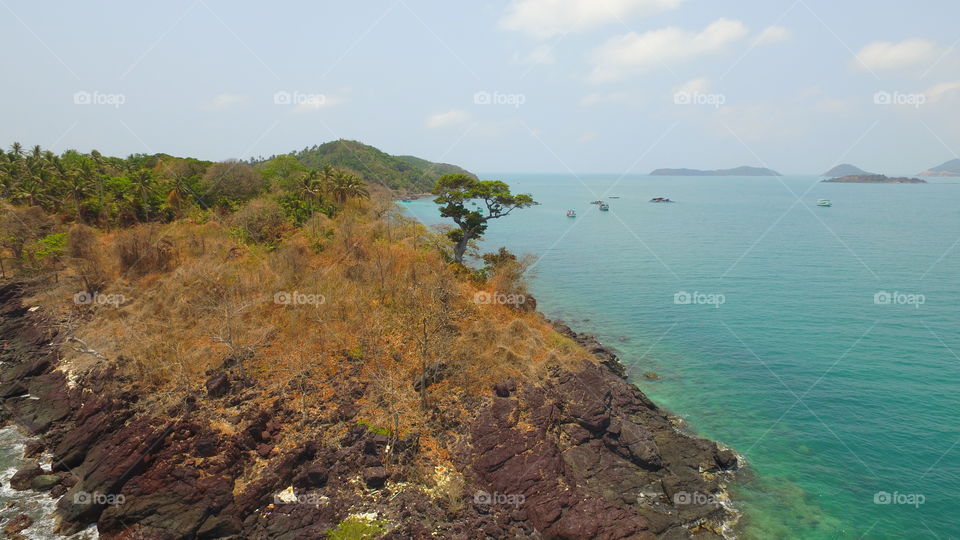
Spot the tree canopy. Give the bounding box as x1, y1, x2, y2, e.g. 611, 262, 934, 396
431, 173, 535, 263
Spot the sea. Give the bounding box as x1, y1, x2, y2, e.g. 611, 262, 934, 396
402, 173, 960, 539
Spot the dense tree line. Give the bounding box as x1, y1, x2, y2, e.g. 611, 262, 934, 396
0, 143, 369, 228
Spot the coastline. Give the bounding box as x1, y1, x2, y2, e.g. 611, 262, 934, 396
1, 276, 741, 539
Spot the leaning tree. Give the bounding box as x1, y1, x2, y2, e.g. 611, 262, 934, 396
431, 173, 535, 264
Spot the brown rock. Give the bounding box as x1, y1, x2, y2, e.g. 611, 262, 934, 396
205, 372, 230, 398
3, 513, 32, 539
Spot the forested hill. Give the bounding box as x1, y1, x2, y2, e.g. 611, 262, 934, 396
278, 140, 476, 193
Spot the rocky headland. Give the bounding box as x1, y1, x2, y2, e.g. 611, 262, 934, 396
0, 282, 740, 539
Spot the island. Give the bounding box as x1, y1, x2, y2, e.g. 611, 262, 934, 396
917, 158, 960, 177
822, 164, 875, 177
824, 174, 926, 183
650, 165, 781, 176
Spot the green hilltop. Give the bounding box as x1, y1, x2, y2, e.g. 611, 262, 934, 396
284, 140, 476, 194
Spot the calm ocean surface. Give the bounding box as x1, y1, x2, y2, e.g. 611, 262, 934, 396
404, 174, 960, 539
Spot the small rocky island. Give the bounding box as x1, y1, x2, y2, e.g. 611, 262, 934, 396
650, 166, 781, 176
824, 174, 926, 184
822, 164, 875, 177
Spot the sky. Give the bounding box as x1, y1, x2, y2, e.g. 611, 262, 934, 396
1, 0, 959, 175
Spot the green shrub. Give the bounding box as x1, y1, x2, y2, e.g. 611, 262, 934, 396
326, 516, 386, 540
230, 199, 288, 247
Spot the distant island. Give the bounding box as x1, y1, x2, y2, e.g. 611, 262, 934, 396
917, 158, 960, 177
824, 174, 926, 184
822, 164, 875, 177
650, 166, 781, 176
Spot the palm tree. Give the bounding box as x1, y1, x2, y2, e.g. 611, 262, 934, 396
63, 168, 93, 220
129, 169, 156, 220
9, 142, 23, 159
296, 169, 326, 203
327, 170, 369, 205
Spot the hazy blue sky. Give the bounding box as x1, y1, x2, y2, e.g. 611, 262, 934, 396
2, 0, 958, 174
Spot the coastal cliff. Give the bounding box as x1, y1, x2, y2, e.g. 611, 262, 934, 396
0, 278, 739, 539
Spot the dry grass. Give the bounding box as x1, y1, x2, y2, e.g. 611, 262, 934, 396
25, 197, 594, 463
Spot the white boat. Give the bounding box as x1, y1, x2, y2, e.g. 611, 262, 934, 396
566, 209, 577, 217
817, 199, 832, 207
599, 203, 610, 211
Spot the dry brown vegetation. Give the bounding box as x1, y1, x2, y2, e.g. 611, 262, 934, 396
13, 195, 594, 465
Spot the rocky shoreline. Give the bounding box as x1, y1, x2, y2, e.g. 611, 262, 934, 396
0, 281, 740, 539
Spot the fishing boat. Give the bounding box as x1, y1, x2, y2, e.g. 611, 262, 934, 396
590, 200, 603, 205
608, 196, 620, 199
599, 202, 610, 211
566, 209, 577, 218
650, 197, 673, 203
817, 199, 832, 207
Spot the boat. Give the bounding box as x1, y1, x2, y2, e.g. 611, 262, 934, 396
608, 196, 620, 199
599, 203, 610, 211
650, 197, 673, 203
400, 199, 413, 203
590, 200, 603, 205
817, 199, 832, 207
566, 209, 577, 217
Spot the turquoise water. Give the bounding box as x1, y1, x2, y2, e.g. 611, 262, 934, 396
404, 174, 960, 539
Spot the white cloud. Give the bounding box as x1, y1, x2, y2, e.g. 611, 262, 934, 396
426, 109, 471, 129
925, 80, 960, 103
674, 77, 711, 96
854, 39, 938, 71
589, 19, 748, 83
513, 44, 555, 65
753, 25, 792, 46
206, 93, 247, 111
500, 0, 682, 38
